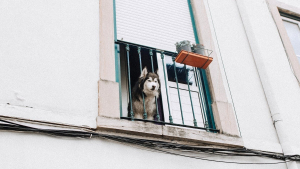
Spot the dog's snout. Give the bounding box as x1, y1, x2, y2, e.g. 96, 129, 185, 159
151, 85, 156, 90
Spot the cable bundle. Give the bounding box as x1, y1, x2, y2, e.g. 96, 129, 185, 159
0, 119, 299, 164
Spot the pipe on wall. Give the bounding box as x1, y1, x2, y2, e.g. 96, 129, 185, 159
235, 0, 298, 168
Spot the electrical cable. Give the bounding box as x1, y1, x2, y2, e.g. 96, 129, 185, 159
0, 118, 299, 164
146, 147, 289, 165
206, 0, 242, 137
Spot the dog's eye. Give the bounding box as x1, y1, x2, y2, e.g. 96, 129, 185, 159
147, 79, 151, 82
154, 80, 157, 83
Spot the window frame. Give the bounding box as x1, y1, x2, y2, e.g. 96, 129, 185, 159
265, 0, 300, 84
114, 0, 217, 131
281, 16, 300, 63
96, 0, 243, 147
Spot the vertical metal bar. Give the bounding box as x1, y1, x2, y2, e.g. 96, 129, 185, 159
113, 0, 123, 117
187, 0, 199, 44
150, 49, 160, 121
138, 47, 147, 120
126, 44, 134, 120
161, 52, 173, 123
199, 68, 216, 130
173, 58, 184, 125
188, 0, 216, 130
195, 68, 209, 130
185, 66, 197, 127
115, 44, 123, 117
113, 0, 117, 42
150, 49, 154, 72
194, 67, 207, 127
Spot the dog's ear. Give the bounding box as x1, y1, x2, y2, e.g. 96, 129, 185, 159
140, 67, 148, 78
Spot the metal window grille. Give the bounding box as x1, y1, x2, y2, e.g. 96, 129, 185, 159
116, 40, 218, 132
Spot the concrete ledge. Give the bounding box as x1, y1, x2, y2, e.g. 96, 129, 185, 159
97, 116, 244, 147
96, 116, 162, 136
162, 125, 243, 147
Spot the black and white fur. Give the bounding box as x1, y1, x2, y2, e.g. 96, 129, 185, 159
128, 67, 160, 120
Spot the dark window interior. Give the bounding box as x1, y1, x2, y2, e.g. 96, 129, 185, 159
119, 44, 164, 122
166, 63, 194, 85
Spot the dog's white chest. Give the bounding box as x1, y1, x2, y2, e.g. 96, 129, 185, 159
144, 97, 156, 114
132, 96, 157, 120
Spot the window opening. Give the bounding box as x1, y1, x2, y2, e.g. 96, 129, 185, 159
117, 40, 218, 132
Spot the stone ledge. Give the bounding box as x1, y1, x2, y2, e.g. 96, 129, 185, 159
96, 116, 244, 147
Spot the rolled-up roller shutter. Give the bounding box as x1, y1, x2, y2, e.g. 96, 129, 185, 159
116, 0, 195, 52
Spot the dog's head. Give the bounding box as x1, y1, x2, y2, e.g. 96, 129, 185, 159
139, 67, 160, 97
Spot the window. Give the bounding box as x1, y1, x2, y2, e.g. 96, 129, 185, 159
116, 40, 216, 131
97, 0, 243, 142
281, 15, 300, 63
115, 0, 217, 131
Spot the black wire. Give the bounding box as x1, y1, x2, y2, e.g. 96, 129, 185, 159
0, 119, 299, 164
145, 147, 289, 165
103, 137, 290, 164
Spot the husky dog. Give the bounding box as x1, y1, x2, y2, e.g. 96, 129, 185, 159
128, 67, 160, 120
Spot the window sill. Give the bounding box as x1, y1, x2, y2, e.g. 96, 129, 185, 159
96, 116, 244, 147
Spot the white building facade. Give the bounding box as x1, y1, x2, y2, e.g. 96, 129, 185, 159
1, 0, 300, 168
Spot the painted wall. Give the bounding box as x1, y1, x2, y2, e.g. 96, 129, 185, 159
205, 0, 300, 154
0, 0, 299, 168
0, 131, 287, 169
242, 0, 300, 154
204, 0, 282, 153
277, 0, 300, 153
0, 0, 99, 128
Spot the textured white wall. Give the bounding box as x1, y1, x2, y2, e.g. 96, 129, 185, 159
242, 0, 300, 155
204, 0, 282, 152
0, 0, 299, 167
0, 0, 99, 127
0, 131, 287, 169
205, 0, 300, 154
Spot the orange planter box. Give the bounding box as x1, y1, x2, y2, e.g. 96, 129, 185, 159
175, 50, 213, 69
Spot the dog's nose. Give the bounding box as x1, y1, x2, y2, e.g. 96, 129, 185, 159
151, 85, 156, 90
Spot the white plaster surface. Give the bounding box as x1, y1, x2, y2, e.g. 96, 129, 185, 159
1, 0, 300, 166
0, 0, 100, 127
204, 0, 281, 152
235, 0, 300, 154
0, 131, 287, 169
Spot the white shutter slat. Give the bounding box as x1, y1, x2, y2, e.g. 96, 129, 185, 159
116, 0, 195, 52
